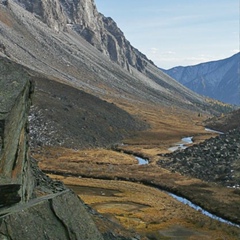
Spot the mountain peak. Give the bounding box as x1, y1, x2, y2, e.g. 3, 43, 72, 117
12, 0, 150, 72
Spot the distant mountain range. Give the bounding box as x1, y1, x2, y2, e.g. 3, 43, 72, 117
161, 53, 240, 105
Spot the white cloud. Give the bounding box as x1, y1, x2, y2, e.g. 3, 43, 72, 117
149, 48, 176, 57
150, 48, 159, 55
230, 49, 239, 54
163, 51, 176, 55
146, 52, 218, 69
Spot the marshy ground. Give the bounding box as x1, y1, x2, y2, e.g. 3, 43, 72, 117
33, 106, 240, 239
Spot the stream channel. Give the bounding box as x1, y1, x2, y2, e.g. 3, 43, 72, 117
135, 128, 240, 228
168, 137, 193, 152
136, 154, 240, 228
133, 131, 239, 228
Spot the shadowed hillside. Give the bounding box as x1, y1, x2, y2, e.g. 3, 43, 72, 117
204, 108, 240, 132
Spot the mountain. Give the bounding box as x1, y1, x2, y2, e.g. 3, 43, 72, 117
12, 0, 151, 72
0, 0, 203, 106
161, 53, 240, 105
0, 0, 222, 150
1, 0, 240, 238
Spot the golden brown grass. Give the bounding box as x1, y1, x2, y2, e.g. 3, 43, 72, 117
35, 147, 137, 166
35, 146, 240, 238
48, 175, 240, 239
107, 100, 217, 158
33, 98, 239, 239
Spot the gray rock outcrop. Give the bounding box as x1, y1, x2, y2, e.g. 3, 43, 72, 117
0, 190, 104, 240
14, 0, 67, 31
0, 57, 34, 205
0, 57, 104, 240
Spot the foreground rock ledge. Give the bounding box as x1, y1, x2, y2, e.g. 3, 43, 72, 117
0, 57, 103, 240
0, 190, 103, 240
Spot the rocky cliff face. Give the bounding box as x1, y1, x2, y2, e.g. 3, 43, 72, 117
0, 0, 212, 113
0, 57, 34, 205
14, 0, 67, 31
0, 57, 104, 240
13, 0, 151, 72
162, 53, 240, 105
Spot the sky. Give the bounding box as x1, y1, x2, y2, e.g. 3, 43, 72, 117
94, 0, 239, 69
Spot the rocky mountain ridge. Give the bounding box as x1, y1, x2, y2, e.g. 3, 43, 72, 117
13, 0, 151, 72
161, 53, 240, 105
0, 0, 206, 107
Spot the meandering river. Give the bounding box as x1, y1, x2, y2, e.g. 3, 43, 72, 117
136, 156, 240, 227
167, 192, 240, 228
131, 128, 240, 228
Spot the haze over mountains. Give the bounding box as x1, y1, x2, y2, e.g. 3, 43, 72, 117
162, 53, 240, 105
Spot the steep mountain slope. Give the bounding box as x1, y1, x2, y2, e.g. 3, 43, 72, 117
0, 0, 220, 149
0, 0, 206, 110
13, 0, 153, 72
29, 76, 147, 149
161, 53, 240, 105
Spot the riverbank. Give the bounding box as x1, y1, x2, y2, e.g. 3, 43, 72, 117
33, 145, 240, 239
48, 175, 240, 239
32, 105, 240, 239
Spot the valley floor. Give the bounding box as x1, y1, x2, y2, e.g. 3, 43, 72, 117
33, 106, 240, 240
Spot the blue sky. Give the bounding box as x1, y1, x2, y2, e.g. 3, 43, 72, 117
94, 0, 239, 69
